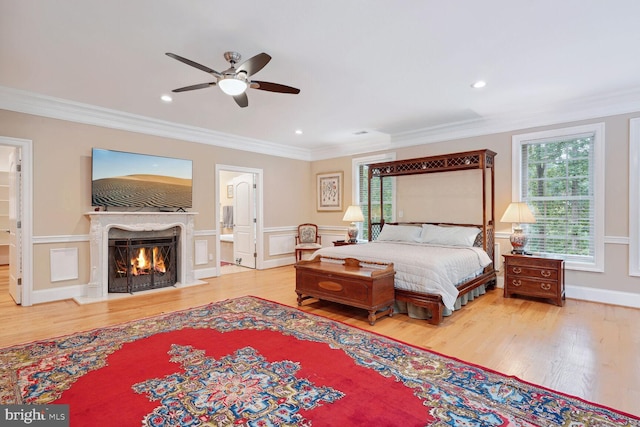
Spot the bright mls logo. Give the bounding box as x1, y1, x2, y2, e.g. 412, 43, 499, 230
1, 405, 69, 426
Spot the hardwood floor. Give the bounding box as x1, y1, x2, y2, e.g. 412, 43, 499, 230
0, 264, 638, 416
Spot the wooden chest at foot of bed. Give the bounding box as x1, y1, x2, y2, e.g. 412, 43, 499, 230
295, 255, 396, 325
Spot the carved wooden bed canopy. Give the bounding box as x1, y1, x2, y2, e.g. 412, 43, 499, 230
367, 149, 497, 265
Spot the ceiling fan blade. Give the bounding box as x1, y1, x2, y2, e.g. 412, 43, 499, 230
233, 92, 249, 108
166, 53, 222, 77
237, 52, 271, 76
251, 80, 300, 94
172, 82, 216, 92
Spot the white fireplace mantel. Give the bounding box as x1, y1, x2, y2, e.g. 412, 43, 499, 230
85, 211, 200, 299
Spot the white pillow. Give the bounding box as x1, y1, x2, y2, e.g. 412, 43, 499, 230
377, 224, 421, 242
420, 224, 481, 247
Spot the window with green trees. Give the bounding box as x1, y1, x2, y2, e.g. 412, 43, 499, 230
353, 154, 395, 240
513, 123, 604, 270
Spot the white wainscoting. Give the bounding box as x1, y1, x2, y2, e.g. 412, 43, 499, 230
50, 247, 79, 282
194, 239, 208, 265
269, 234, 295, 256
28, 228, 640, 309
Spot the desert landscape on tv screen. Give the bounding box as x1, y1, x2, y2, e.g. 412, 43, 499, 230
92, 149, 192, 208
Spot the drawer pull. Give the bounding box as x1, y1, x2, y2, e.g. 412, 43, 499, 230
512, 279, 522, 287
512, 267, 522, 274
541, 270, 551, 278
541, 283, 552, 291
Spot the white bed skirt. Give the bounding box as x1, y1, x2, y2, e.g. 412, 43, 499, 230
394, 284, 487, 319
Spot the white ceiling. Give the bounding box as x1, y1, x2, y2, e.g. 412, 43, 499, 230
2, 1, 640, 160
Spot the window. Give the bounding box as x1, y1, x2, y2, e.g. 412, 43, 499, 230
512, 123, 604, 271
352, 153, 395, 240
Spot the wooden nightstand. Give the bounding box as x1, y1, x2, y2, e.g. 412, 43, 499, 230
503, 254, 565, 306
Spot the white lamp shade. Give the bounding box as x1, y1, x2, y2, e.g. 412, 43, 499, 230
218, 77, 248, 96
500, 202, 536, 224
342, 205, 364, 222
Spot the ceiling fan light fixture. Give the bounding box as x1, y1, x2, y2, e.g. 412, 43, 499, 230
166, 51, 300, 107
218, 76, 248, 96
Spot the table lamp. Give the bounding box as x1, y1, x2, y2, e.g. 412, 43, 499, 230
500, 202, 536, 254
343, 205, 364, 243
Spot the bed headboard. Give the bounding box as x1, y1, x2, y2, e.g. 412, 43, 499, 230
367, 149, 496, 269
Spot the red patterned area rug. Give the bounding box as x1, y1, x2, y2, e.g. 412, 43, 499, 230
0, 296, 638, 427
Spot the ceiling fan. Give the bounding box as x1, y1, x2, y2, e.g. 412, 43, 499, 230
166, 51, 300, 108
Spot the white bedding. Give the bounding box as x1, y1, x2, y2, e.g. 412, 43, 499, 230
313, 241, 492, 310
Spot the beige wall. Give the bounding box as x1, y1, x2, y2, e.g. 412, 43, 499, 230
309, 113, 640, 298
309, 157, 354, 226
3, 106, 640, 301
0, 109, 311, 293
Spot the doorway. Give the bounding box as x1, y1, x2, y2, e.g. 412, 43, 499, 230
216, 165, 263, 275
0, 136, 32, 306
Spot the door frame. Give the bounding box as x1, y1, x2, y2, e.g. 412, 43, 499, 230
0, 136, 33, 306
215, 164, 263, 272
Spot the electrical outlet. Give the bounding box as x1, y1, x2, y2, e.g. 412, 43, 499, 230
208, 254, 213, 261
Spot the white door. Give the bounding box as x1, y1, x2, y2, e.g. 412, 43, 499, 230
8, 148, 22, 304
232, 174, 256, 268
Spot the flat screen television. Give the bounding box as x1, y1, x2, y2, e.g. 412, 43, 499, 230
91, 148, 193, 209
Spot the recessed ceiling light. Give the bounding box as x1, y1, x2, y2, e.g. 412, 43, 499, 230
471, 80, 487, 89
161, 94, 173, 102
295, 129, 303, 135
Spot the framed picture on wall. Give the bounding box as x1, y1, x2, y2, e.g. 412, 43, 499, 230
317, 172, 343, 211
227, 185, 233, 198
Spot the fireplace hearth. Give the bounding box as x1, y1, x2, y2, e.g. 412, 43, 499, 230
108, 233, 178, 293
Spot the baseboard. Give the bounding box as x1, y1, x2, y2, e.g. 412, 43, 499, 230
261, 256, 296, 270
32, 279, 210, 305
566, 284, 640, 309
28, 263, 639, 311
32, 284, 85, 304
488, 277, 638, 308
194, 267, 217, 280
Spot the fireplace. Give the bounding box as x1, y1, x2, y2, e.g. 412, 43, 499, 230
84, 212, 200, 301
108, 228, 179, 293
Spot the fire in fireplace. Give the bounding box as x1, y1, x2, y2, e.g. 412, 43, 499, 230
108, 230, 179, 293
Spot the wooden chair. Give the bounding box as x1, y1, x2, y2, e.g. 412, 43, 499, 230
295, 223, 322, 261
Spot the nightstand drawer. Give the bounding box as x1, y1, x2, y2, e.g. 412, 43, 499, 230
506, 265, 559, 281
506, 277, 558, 298
502, 254, 565, 306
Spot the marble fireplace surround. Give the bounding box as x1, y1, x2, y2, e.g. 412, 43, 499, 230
84, 212, 201, 300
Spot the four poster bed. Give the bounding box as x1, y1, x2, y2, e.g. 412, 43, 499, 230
312, 149, 497, 325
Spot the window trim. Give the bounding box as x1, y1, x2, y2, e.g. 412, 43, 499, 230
629, 118, 640, 276
352, 152, 396, 237
511, 123, 605, 272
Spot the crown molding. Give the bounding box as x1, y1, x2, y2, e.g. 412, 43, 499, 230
0, 86, 312, 161
309, 131, 393, 160
2, 85, 640, 162
391, 87, 640, 148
